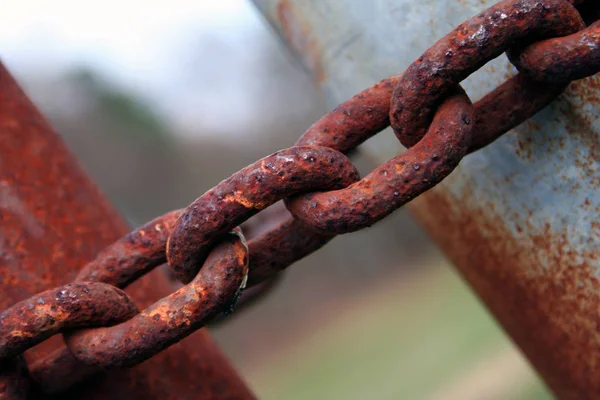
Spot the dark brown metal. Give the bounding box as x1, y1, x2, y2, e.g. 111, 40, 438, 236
247, 213, 333, 286
20, 210, 183, 392
0, 62, 255, 398
0, 356, 30, 400
76, 210, 183, 288
389, 0, 584, 148
285, 86, 474, 234
296, 76, 397, 153
28, 347, 99, 394
508, 20, 600, 83
166, 145, 359, 284
241, 200, 333, 286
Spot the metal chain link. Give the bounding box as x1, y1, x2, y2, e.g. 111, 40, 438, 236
1, 0, 599, 396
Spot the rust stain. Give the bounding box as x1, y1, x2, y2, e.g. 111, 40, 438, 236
223, 191, 267, 209
277, 0, 326, 83
410, 183, 600, 400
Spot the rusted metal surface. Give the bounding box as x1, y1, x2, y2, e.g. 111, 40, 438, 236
168, 88, 473, 284
389, 0, 583, 148
468, 73, 566, 152
24, 209, 185, 393
410, 178, 600, 399
287, 72, 569, 232
65, 228, 249, 369
28, 346, 99, 393
166, 145, 359, 283
252, 0, 600, 398
76, 210, 183, 288
0, 62, 255, 398
0, 282, 138, 359
286, 87, 474, 234
509, 20, 600, 83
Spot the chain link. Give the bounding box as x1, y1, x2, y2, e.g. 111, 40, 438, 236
1, 0, 599, 396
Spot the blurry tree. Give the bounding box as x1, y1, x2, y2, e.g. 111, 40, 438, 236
69, 68, 167, 143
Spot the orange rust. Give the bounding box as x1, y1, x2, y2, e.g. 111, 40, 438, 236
64, 229, 249, 369
0, 282, 139, 360
223, 191, 267, 209
410, 184, 600, 400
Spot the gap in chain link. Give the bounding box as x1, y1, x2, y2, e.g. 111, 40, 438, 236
578, 2, 600, 25
352, 126, 404, 170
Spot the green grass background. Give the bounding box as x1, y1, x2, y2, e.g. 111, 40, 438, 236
245, 258, 554, 399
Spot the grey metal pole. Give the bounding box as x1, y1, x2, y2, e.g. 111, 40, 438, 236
251, 1, 600, 398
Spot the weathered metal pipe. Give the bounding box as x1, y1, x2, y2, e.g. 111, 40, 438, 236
0, 62, 255, 398
251, 1, 600, 398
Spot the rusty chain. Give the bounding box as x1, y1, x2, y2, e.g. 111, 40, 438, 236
1, 0, 599, 397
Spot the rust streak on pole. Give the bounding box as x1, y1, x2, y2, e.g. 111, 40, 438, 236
0, 62, 255, 399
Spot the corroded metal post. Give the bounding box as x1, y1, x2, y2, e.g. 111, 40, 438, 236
252, 1, 600, 398
0, 62, 255, 399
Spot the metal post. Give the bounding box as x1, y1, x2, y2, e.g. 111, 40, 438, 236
0, 62, 255, 399
252, 1, 600, 398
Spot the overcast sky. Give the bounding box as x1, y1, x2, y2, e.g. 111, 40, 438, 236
0, 0, 291, 136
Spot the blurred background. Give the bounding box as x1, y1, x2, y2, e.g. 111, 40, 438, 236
1, 0, 554, 398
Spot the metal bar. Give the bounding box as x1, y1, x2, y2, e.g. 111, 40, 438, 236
0, 62, 255, 399
251, 1, 600, 398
